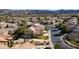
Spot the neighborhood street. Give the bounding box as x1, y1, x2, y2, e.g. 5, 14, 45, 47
49, 27, 74, 49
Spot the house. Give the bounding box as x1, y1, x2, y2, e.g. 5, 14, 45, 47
0, 22, 18, 29
29, 23, 45, 36
6, 23, 18, 29
0, 22, 18, 35
0, 34, 12, 42
64, 17, 78, 30
31, 17, 38, 23
34, 23, 45, 30
67, 17, 79, 41
72, 25, 79, 32
68, 17, 78, 25
27, 22, 33, 26
0, 22, 7, 28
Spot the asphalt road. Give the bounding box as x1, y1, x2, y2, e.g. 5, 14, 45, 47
49, 27, 74, 49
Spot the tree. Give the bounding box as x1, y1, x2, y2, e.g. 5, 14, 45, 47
29, 18, 32, 22
54, 43, 61, 49
12, 19, 28, 39
58, 23, 70, 34
8, 30, 13, 36
12, 26, 28, 39
37, 16, 43, 24
60, 25, 70, 34
57, 23, 65, 30
12, 19, 34, 42
7, 40, 14, 48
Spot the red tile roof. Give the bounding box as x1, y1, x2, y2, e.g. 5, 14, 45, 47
0, 34, 12, 42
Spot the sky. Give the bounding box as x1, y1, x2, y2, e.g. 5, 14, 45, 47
0, 0, 79, 10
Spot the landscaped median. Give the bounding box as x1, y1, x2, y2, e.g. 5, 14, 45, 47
60, 34, 74, 49
64, 39, 79, 48
61, 34, 79, 49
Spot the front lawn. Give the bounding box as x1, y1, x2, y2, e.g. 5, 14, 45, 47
37, 35, 48, 40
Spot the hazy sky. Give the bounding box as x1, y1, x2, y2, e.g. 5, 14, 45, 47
0, 0, 79, 10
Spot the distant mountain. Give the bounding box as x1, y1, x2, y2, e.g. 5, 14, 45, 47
0, 9, 79, 15
26, 10, 79, 14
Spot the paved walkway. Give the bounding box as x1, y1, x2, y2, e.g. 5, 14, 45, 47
11, 42, 35, 49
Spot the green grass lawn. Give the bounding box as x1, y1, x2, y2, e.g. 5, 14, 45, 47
67, 38, 79, 47
38, 35, 48, 40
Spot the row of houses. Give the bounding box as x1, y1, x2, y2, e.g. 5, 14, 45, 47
0, 15, 71, 43
0, 22, 18, 42
0, 22, 46, 42
65, 17, 79, 41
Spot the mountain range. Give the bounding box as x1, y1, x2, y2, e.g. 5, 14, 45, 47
0, 9, 79, 14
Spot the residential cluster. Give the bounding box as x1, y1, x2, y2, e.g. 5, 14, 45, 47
0, 11, 79, 49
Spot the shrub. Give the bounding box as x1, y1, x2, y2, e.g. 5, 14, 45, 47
7, 40, 14, 48
38, 36, 48, 40
54, 43, 61, 49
